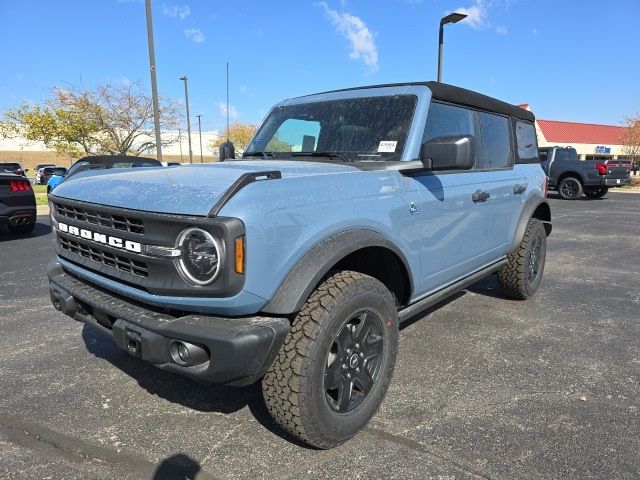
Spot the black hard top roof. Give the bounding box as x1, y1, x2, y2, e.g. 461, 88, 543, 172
309, 81, 535, 122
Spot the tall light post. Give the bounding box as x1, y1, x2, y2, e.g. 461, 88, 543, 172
179, 76, 193, 163
437, 12, 467, 83
145, 0, 162, 162
196, 114, 203, 163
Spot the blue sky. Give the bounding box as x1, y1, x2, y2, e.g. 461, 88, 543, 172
1, 0, 639, 132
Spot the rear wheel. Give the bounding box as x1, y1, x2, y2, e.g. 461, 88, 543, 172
497, 218, 547, 300
584, 187, 608, 199
262, 271, 398, 449
557, 176, 583, 200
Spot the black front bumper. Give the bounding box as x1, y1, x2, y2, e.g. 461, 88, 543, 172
48, 262, 290, 386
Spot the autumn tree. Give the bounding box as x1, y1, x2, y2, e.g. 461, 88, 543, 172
211, 123, 258, 152
620, 113, 640, 165
1, 83, 178, 157
211, 122, 293, 154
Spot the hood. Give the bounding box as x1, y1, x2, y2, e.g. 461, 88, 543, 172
52, 160, 360, 216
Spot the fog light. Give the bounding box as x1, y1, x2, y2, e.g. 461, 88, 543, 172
168, 339, 209, 367
177, 342, 189, 363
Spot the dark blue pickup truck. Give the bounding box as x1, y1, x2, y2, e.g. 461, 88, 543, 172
539, 146, 631, 199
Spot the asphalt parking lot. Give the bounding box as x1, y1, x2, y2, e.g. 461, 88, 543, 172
1, 191, 639, 480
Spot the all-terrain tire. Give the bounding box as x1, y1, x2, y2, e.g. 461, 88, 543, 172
497, 218, 546, 300
584, 187, 608, 199
261, 270, 398, 449
557, 176, 583, 200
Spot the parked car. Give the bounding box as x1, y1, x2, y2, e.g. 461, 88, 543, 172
47, 81, 551, 448
39, 167, 67, 187
34, 163, 56, 184
0, 162, 27, 177
47, 155, 161, 193
539, 146, 631, 199
0, 173, 36, 234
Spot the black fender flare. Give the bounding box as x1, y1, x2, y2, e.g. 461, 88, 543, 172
261, 229, 414, 315
509, 196, 552, 253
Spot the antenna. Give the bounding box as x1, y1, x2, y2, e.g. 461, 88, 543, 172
226, 61, 230, 142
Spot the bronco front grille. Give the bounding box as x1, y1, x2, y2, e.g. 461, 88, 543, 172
55, 202, 145, 234
60, 236, 149, 278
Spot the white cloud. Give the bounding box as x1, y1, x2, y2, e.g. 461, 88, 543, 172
239, 85, 248, 93
315, 2, 379, 72
162, 3, 190, 19
495, 25, 508, 34
450, 0, 488, 29
532, 28, 539, 34
218, 102, 238, 119
184, 28, 205, 43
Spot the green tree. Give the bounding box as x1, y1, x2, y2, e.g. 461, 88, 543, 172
1, 83, 178, 157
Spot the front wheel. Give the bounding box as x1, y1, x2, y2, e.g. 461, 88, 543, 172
497, 218, 547, 300
262, 271, 398, 449
584, 187, 608, 199
557, 176, 583, 200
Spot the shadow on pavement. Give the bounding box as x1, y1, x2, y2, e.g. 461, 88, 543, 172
81, 326, 311, 448
153, 453, 209, 480
0, 220, 51, 240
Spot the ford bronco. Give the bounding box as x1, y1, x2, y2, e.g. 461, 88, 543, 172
48, 82, 551, 448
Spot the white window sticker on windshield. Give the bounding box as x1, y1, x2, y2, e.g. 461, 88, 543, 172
378, 141, 397, 153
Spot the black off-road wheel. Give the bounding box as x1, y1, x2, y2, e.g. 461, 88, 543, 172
557, 176, 583, 200
497, 218, 546, 300
261, 271, 399, 449
584, 187, 608, 199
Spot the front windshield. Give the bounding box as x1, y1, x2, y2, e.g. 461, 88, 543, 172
245, 94, 417, 162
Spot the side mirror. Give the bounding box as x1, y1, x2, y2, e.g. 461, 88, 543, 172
219, 141, 235, 161
419, 135, 474, 171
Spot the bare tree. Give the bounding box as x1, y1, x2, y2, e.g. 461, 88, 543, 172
620, 113, 640, 166
2, 83, 178, 157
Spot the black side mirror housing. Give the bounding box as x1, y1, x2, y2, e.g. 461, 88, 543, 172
219, 141, 236, 161
419, 135, 474, 171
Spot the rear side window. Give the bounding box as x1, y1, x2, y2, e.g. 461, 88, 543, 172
423, 102, 474, 143
479, 112, 511, 169
515, 121, 537, 159
539, 150, 549, 162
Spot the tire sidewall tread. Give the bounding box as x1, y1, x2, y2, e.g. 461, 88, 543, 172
262, 270, 398, 449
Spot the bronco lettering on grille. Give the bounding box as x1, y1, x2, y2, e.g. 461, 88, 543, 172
58, 222, 142, 253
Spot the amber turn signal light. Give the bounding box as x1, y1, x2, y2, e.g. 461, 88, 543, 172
234, 236, 245, 274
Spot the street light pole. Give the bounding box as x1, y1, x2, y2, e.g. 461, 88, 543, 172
437, 12, 467, 83
144, 0, 163, 162
179, 76, 193, 164
196, 114, 203, 163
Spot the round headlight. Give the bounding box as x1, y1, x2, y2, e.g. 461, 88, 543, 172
175, 227, 224, 286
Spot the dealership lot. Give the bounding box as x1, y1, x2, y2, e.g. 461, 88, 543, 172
1, 192, 639, 480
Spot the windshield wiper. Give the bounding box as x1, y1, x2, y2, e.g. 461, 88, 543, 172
242, 151, 275, 159
290, 151, 351, 162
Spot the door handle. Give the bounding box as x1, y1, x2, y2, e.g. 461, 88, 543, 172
472, 190, 490, 203
513, 184, 527, 195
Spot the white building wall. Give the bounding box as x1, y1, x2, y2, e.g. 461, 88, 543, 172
0, 129, 220, 159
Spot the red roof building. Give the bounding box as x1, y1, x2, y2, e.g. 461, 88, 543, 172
536, 120, 625, 145
519, 104, 630, 160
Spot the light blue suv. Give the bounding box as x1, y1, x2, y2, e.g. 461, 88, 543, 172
47, 81, 551, 448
